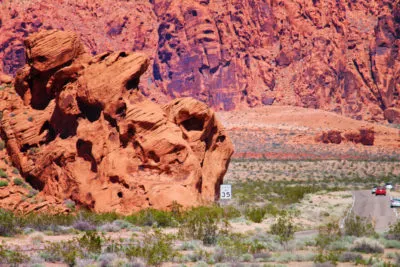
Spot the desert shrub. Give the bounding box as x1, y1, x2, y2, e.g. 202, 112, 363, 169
240, 253, 253, 262
216, 233, 255, 260
13, 178, 23, 186
112, 219, 133, 230
314, 262, 336, 267
179, 240, 201, 251
22, 212, 75, 231
265, 203, 284, 216
98, 253, 118, 267
78, 231, 102, 255
315, 221, 341, 251
179, 206, 230, 245
314, 251, 339, 265
30, 233, 45, 246
382, 239, 400, 249
0, 244, 29, 265
126, 208, 176, 227
387, 220, 400, 240
338, 251, 362, 262
0, 209, 20, 236
0, 140, 5, 150
270, 213, 295, 247
64, 199, 75, 210
73, 220, 97, 231
344, 213, 376, 237
0, 180, 8, 187
78, 210, 120, 225
41, 240, 82, 266
351, 238, 384, 254
245, 206, 266, 223
27, 188, 39, 198
252, 251, 272, 260
125, 230, 177, 266
98, 222, 121, 232
188, 249, 213, 263
12, 168, 19, 175
41, 232, 103, 266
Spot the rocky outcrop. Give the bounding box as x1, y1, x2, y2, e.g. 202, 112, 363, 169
0, 0, 399, 123
316, 128, 375, 146
0, 30, 233, 214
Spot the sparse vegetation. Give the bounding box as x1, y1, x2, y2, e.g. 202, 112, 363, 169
0, 169, 8, 178
0, 159, 398, 265
13, 177, 23, 186
344, 213, 376, 237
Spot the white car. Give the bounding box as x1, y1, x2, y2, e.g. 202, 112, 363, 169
391, 198, 400, 208
386, 183, 394, 190
371, 186, 377, 194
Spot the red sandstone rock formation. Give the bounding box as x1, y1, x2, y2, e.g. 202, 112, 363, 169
0, 0, 399, 123
0, 30, 233, 214
316, 128, 375, 146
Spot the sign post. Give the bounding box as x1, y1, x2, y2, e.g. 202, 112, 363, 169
220, 184, 232, 200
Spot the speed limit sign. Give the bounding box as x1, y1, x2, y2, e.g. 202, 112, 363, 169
220, 184, 232, 200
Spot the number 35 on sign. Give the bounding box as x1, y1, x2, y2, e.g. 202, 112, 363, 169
220, 184, 232, 200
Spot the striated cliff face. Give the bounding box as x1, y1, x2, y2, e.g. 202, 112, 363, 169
0, 0, 399, 122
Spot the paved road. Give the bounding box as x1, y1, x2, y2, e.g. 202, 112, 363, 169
352, 190, 398, 232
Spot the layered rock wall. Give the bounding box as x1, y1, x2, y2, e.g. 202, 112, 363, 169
0, 0, 399, 122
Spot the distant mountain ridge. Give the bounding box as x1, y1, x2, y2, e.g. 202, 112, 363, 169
0, 0, 399, 122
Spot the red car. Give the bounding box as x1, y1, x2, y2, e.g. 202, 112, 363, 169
375, 187, 387, 196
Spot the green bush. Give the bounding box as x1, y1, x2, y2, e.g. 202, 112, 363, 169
387, 220, 400, 240
179, 206, 230, 245
315, 221, 341, 251
270, 213, 295, 247
126, 208, 176, 227
0, 209, 20, 236
125, 230, 177, 266
344, 213, 376, 237
245, 206, 266, 223
78, 231, 102, 254
216, 233, 265, 260
42, 240, 82, 266
314, 251, 339, 265
0, 169, 8, 178
13, 178, 23, 186
0, 244, 29, 265
0, 180, 8, 187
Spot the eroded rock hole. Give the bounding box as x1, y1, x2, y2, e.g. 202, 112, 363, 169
125, 76, 140, 90
120, 125, 136, 148
116, 102, 127, 117
216, 135, 226, 143
76, 139, 98, 172
181, 117, 204, 131
110, 176, 119, 183
39, 121, 56, 144
148, 151, 160, 163
25, 174, 44, 191
117, 192, 123, 198
77, 98, 102, 122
